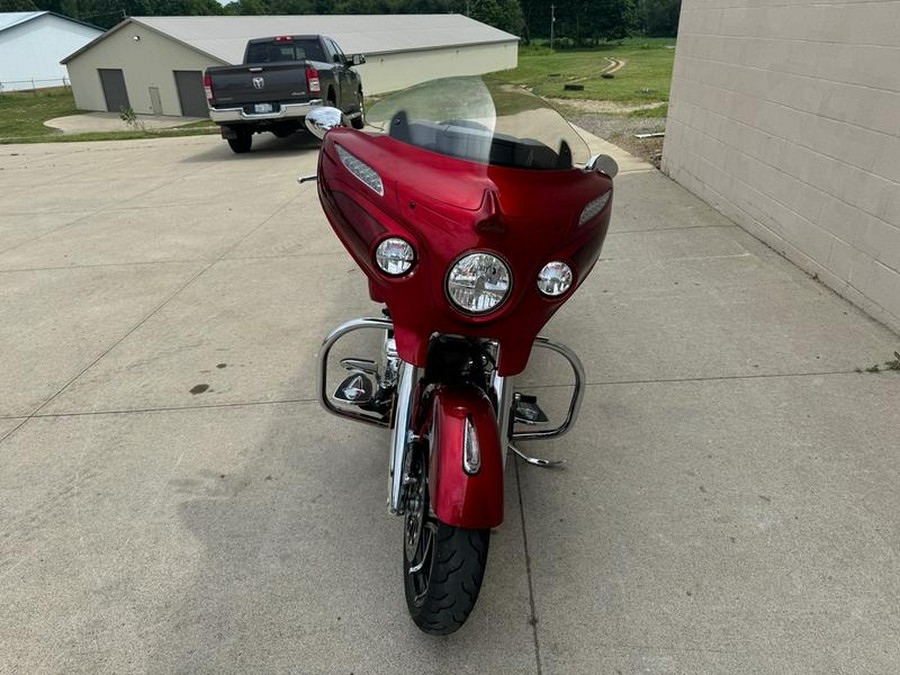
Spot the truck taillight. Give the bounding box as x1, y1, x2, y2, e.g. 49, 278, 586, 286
203, 74, 215, 105
274, 35, 293, 42
306, 66, 320, 94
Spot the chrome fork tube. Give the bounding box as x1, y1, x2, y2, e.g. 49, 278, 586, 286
388, 361, 419, 515
492, 372, 515, 470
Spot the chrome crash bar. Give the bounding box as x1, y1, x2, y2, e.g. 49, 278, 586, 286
317, 316, 394, 428
511, 336, 586, 442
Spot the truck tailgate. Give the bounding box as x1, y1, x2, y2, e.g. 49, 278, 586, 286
208, 62, 317, 105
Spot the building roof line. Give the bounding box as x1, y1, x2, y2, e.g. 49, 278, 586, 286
63, 14, 519, 65
1, 10, 101, 35
371, 38, 519, 57
0, 10, 44, 33
61, 17, 227, 65
61, 17, 127, 64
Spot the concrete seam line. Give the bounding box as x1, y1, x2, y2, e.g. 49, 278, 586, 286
0, 191, 305, 447
517, 368, 868, 390
0, 398, 320, 420
514, 457, 544, 675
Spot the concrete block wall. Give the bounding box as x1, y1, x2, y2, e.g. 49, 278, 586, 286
662, 0, 900, 334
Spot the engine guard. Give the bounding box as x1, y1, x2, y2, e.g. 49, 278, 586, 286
425, 385, 504, 530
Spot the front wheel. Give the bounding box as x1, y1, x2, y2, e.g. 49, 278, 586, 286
402, 447, 490, 634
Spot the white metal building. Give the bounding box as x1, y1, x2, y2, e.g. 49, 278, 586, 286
663, 0, 900, 333
62, 14, 519, 118
0, 12, 102, 92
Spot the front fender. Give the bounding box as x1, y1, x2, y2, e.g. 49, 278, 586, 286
426, 385, 504, 529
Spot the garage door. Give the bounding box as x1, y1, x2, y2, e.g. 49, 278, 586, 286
174, 71, 209, 118
98, 69, 130, 113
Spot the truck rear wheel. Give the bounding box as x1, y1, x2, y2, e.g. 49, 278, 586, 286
228, 131, 252, 154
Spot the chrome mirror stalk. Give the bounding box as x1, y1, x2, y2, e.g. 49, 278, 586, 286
585, 153, 619, 179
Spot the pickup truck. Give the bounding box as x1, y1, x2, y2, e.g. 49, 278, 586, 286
203, 35, 366, 154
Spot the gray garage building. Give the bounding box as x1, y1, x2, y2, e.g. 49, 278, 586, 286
61, 14, 519, 118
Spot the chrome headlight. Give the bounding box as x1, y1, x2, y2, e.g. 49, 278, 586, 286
336, 144, 384, 196
537, 261, 573, 297
446, 252, 511, 314
375, 237, 415, 276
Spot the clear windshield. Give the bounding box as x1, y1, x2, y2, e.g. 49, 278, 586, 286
364, 76, 591, 171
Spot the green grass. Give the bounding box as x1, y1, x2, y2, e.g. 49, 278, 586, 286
175, 118, 217, 129
0, 87, 78, 138
367, 76, 546, 128
627, 103, 668, 118
1, 124, 220, 145
20, 127, 221, 144
487, 38, 676, 108
0, 86, 219, 144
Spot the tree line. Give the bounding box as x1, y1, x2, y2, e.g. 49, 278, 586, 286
521, 0, 680, 43
1, 0, 679, 40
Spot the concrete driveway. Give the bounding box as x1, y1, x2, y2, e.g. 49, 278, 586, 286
1, 131, 898, 674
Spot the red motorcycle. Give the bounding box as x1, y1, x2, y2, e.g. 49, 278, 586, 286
303, 77, 617, 634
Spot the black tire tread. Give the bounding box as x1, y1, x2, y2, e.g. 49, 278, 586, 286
227, 133, 252, 154
350, 90, 365, 129
405, 523, 490, 635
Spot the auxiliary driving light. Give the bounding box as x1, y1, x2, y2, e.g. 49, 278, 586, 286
336, 145, 384, 196
446, 252, 511, 314
578, 190, 611, 226
537, 261, 573, 297
375, 237, 415, 275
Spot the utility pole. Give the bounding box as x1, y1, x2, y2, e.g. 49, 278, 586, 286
550, 4, 556, 50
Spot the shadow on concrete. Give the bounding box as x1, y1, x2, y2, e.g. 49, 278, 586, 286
148, 399, 538, 673
181, 132, 322, 164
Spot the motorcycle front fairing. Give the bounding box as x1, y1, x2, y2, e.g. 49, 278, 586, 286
314, 77, 614, 376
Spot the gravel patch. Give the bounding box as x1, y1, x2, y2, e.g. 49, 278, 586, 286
552, 99, 665, 114
572, 114, 667, 168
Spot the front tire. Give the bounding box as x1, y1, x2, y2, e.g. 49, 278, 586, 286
402, 446, 490, 634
